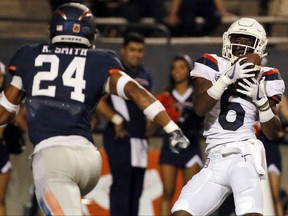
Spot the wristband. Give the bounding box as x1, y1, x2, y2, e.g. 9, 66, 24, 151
116, 72, 134, 100
207, 75, 229, 100
163, 121, 179, 133
0, 92, 20, 113
143, 100, 165, 120
111, 114, 124, 125
259, 108, 274, 123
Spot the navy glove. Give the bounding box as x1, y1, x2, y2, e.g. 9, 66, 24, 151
168, 129, 190, 154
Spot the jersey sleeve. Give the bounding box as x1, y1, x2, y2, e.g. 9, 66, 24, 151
103, 50, 124, 73
262, 67, 285, 103
190, 54, 219, 82
8, 46, 28, 77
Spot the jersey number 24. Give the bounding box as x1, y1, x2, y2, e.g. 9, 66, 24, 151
32, 54, 86, 102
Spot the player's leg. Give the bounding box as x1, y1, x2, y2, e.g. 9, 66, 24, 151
172, 158, 230, 216
160, 164, 178, 216
171, 163, 202, 216
77, 148, 102, 196
229, 154, 263, 216
32, 146, 84, 215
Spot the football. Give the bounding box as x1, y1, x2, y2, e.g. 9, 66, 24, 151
228, 53, 262, 95
235, 53, 261, 77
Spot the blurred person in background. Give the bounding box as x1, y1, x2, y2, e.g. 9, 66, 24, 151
155, 55, 204, 216
164, 0, 219, 37
95, 32, 153, 216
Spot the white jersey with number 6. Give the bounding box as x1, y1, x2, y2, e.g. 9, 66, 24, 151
191, 53, 285, 152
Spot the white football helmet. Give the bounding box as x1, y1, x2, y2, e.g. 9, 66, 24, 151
222, 18, 268, 62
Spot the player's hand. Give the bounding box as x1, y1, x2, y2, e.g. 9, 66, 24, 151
168, 129, 190, 154
222, 57, 257, 85
236, 77, 269, 111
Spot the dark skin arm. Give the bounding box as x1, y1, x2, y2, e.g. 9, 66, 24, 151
107, 72, 172, 128
260, 99, 281, 140
0, 85, 25, 125
192, 77, 217, 116
192, 76, 281, 140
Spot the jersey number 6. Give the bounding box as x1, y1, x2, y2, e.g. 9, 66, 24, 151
218, 91, 245, 131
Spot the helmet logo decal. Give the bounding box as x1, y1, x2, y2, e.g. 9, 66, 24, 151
56, 25, 63, 31
73, 24, 81, 33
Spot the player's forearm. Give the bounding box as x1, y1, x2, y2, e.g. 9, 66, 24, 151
0, 88, 21, 125
259, 99, 281, 140
0, 106, 15, 125
125, 82, 171, 127
193, 77, 219, 116
193, 93, 218, 116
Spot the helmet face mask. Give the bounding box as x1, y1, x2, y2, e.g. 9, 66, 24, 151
50, 3, 96, 47
222, 18, 268, 62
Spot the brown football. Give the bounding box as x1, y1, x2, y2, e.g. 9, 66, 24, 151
228, 53, 262, 95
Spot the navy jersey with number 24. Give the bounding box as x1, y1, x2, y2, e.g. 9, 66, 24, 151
9, 43, 123, 146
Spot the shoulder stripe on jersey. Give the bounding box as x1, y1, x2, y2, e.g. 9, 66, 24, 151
196, 54, 219, 72
262, 68, 281, 81
109, 68, 121, 74
8, 65, 16, 72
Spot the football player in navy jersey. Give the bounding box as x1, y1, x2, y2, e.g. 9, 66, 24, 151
95, 32, 153, 216
0, 3, 189, 215
172, 18, 285, 216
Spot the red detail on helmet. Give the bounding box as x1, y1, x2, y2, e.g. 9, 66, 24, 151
55, 9, 67, 20
79, 10, 93, 20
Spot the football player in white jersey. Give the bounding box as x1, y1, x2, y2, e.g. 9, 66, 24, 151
171, 18, 285, 216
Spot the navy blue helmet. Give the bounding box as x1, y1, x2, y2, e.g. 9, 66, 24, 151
50, 3, 96, 47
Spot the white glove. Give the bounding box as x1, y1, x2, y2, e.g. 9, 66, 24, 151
236, 77, 269, 111
207, 57, 257, 100
168, 129, 190, 154
221, 57, 258, 86
236, 77, 275, 122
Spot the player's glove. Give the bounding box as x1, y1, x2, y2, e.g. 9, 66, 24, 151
221, 57, 257, 86
236, 77, 268, 109
236, 77, 274, 122
207, 58, 257, 100
168, 129, 190, 154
